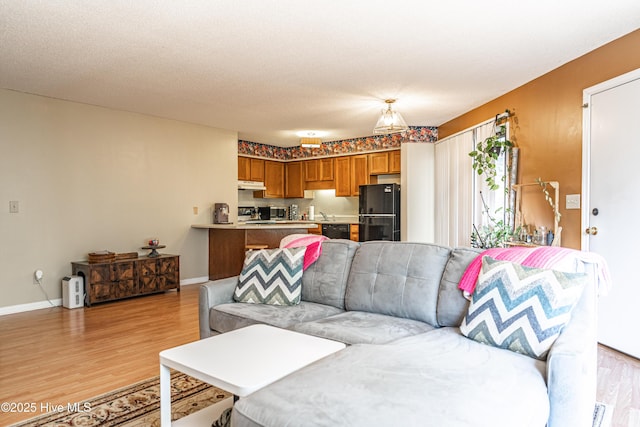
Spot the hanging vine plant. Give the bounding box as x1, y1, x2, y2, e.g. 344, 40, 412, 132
469, 116, 515, 191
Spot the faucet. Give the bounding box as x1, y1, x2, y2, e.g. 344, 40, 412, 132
319, 211, 329, 221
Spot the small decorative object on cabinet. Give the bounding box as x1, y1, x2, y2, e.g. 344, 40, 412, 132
71, 254, 180, 306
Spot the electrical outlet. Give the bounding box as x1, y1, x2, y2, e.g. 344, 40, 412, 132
193, 206, 199, 215
566, 194, 581, 210
33, 269, 43, 285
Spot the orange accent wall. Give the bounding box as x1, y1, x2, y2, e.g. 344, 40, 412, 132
438, 29, 640, 249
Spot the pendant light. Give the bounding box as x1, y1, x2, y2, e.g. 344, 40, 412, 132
299, 132, 322, 148
373, 99, 409, 134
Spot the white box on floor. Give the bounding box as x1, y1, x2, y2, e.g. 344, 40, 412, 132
62, 276, 84, 309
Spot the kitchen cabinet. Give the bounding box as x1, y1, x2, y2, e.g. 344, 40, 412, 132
389, 150, 401, 173
350, 224, 359, 242
368, 152, 389, 174
305, 158, 334, 181
238, 156, 265, 181
368, 150, 401, 175
351, 154, 370, 196
264, 160, 284, 198
304, 158, 334, 190
307, 224, 322, 235
335, 155, 373, 197
285, 161, 304, 198
334, 156, 352, 197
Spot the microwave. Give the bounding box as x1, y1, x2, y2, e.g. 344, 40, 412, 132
258, 206, 287, 220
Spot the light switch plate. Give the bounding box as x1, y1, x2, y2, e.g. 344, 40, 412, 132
566, 194, 580, 210
9, 200, 19, 213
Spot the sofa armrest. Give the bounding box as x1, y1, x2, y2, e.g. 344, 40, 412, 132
546, 277, 597, 427
198, 277, 238, 339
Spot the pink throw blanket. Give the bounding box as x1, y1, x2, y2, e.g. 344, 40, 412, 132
280, 234, 329, 270
458, 246, 612, 297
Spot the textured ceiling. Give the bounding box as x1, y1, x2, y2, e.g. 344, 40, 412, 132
1, 1, 639, 146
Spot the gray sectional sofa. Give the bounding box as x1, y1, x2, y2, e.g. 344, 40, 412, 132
199, 240, 597, 427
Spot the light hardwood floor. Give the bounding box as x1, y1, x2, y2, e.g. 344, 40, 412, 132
1, 284, 639, 426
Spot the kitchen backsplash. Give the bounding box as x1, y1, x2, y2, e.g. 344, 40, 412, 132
238, 189, 359, 220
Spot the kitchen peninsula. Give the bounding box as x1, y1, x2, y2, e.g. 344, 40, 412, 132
192, 222, 318, 280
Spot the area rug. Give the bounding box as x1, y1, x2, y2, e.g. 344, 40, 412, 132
9, 371, 232, 427
593, 401, 614, 427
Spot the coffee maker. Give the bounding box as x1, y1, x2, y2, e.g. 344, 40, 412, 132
213, 203, 230, 224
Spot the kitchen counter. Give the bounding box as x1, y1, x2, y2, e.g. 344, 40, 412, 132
193, 223, 317, 280
192, 222, 319, 230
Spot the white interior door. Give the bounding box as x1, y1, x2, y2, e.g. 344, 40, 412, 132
583, 68, 640, 359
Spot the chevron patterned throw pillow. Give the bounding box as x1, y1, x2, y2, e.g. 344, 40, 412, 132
460, 256, 588, 360
234, 247, 305, 306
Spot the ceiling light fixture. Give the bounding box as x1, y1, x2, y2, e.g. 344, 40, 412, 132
373, 99, 409, 134
300, 132, 322, 148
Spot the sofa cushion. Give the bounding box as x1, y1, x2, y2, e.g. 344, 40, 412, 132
234, 247, 305, 306
436, 247, 482, 327
231, 327, 549, 427
345, 242, 451, 326
292, 311, 435, 344
460, 256, 588, 360
211, 301, 344, 334
301, 239, 360, 309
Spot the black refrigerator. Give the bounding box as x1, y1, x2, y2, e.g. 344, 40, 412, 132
359, 183, 400, 242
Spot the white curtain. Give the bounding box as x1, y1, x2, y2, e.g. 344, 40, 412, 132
435, 119, 510, 248
434, 130, 473, 247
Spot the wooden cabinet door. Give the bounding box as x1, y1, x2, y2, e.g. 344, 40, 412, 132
368, 152, 389, 174
319, 158, 334, 180
159, 256, 180, 290
334, 156, 352, 197
264, 160, 284, 198
351, 155, 369, 196
389, 150, 401, 173
304, 159, 320, 182
138, 258, 159, 293
285, 161, 304, 198
112, 261, 136, 298
350, 224, 359, 242
249, 158, 265, 182
238, 156, 251, 180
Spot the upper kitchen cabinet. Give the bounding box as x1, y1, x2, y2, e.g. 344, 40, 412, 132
368, 152, 389, 174
368, 150, 401, 175
304, 158, 334, 190
389, 149, 401, 173
285, 161, 304, 198
335, 154, 373, 197
254, 160, 284, 198
334, 157, 352, 197
351, 154, 371, 196
238, 156, 265, 181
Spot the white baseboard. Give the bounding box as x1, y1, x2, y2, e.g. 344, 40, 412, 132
0, 298, 62, 316
1, 277, 209, 316
180, 276, 210, 286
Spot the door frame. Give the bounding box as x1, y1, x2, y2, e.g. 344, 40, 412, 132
581, 67, 640, 251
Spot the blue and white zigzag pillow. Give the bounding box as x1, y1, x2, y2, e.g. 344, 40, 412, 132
460, 256, 588, 360
234, 247, 305, 306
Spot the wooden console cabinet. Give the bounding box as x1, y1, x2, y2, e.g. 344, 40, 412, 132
71, 254, 180, 306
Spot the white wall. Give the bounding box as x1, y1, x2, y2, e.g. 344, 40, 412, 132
401, 143, 435, 243
0, 89, 238, 309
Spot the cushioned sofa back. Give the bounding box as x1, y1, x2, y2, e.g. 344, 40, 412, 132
301, 239, 360, 309
345, 241, 451, 325
436, 247, 482, 327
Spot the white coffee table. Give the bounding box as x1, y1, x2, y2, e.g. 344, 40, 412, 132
159, 324, 346, 426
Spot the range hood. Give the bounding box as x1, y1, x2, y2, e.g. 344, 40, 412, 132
238, 180, 267, 190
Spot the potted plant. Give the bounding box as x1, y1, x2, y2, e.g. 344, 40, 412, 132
469, 124, 514, 191
470, 191, 521, 249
